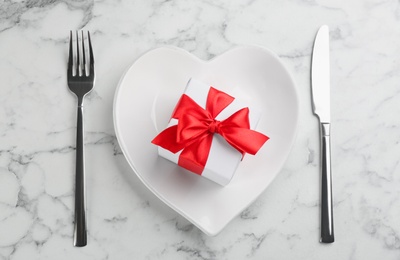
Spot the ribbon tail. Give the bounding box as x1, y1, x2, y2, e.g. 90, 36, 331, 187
151, 125, 186, 153
178, 133, 213, 175
221, 128, 269, 156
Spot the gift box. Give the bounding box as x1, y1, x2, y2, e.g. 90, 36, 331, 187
152, 78, 269, 186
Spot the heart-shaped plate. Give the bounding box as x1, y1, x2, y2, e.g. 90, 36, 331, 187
113, 46, 299, 236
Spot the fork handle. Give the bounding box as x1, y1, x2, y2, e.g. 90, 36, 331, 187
320, 122, 334, 243
74, 105, 87, 247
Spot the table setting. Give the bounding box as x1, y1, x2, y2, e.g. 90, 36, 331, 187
1, 0, 400, 259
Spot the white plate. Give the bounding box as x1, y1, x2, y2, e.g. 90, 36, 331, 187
113, 46, 299, 236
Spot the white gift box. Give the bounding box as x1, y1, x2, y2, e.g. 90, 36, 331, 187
158, 78, 262, 186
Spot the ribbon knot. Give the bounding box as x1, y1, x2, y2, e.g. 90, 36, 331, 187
208, 119, 221, 134
152, 87, 269, 175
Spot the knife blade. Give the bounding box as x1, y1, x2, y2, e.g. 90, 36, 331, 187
311, 25, 334, 243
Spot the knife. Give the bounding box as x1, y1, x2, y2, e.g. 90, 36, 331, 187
311, 25, 334, 243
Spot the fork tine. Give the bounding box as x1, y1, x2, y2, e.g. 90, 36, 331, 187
76, 31, 80, 76
81, 31, 86, 76
87, 31, 94, 75
68, 31, 74, 74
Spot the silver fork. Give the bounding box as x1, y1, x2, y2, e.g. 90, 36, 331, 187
67, 30, 95, 247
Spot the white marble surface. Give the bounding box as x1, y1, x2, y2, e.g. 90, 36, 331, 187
0, 0, 400, 259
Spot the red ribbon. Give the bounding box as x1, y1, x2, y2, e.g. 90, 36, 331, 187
152, 87, 269, 174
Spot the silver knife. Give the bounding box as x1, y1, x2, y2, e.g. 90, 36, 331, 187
311, 25, 334, 243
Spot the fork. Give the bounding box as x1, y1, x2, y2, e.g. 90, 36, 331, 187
67, 30, 95, 247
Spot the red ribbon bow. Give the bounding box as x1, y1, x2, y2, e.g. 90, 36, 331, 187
152, 87, 269, 174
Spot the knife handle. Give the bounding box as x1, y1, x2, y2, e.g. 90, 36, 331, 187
320, 122, 334, 243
